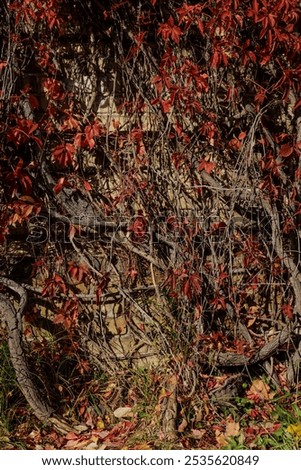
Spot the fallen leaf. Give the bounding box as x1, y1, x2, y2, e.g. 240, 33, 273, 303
133, 443, 153, 449
64, 436, 90, 450
158, 387, 170, 402
215, 418, 240, 447
74, 424, 89, 433
102, 381, 117, 399
65, 432, 79, 440
96, 418, 105, 430
225, 419, 240, 438
113, 407, 134, 419
92, 430, 110, 440
248, 378, 274, 401
167, 374, 178, 387
215, 429, 227, 447
191, 429, 206, 439
85, 441, 99, 450
287, 423, 301, 436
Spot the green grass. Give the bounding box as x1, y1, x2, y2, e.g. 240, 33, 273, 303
131, 367, 158, 419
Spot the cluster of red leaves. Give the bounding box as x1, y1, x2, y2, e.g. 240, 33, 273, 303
9, 0, 62, 31
163, 267, 202, 300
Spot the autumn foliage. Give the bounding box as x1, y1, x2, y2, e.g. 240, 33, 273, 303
0, 0, 301, 446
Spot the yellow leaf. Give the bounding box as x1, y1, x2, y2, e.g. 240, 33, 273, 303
287, 423, 301, 436
158, 387, 168, 401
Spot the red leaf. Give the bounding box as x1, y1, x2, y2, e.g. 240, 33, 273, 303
198, 160, 216, 174
83, 180, 92, 191
129, 215, 148, 239
19, 174, 32, 194
14, 158, 24, 176
161, 99, 172, 113
253, 0, 259, 16
53, 177, 66, 194
43, 78, 65, 101
294, 98, 301, 110
74, 133, 88, 148
189, 273, 202, 293
52, 143, 75, 166
197, 19, 204, 35
183, 279, 192, 299
84, 121, 103, 149
61, 115, 80, 131
183, 272, 202, 299
53, 313, 65, 324
281, 303, 293, 320
210, 50, 220, 69
151, 75, 163, 94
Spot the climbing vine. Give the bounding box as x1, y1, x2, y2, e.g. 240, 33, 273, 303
0, 0, 300, 441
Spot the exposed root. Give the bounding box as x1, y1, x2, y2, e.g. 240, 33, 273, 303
161, 374, 178, 441
0, 277, 80, 434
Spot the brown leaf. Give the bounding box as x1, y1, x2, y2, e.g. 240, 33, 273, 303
248, 378, 274, 400
65, 432, 79, 440
166, 374, 177, 393
215, 429, 227, 447
64, 436, 90, 450
215, 418, 240, 447
133, 443, 153, 450
225, 418, 240, 438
